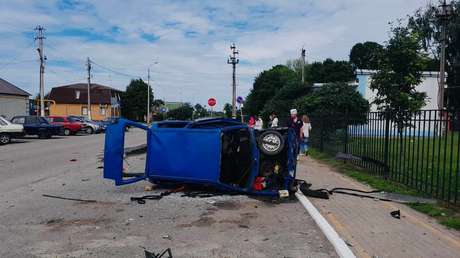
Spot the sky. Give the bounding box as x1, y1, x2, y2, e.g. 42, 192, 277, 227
0, 0, 432, 110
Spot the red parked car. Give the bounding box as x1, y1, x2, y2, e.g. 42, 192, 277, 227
47, 116, 82, 136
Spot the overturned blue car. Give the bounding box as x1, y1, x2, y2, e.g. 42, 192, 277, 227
103, 118, 298, 197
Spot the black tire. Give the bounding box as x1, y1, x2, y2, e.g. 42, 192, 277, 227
85, 127, 94, 134
0, 133, 11, 145
38, 131, 47, 139
257, 130, 285, 156
63, 128, 71, 136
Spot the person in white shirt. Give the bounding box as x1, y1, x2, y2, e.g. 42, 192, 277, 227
300, 115, 312, 155
254, 115, 263, 130
269, 112, 279, 127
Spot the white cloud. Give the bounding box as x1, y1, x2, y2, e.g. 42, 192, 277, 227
0, 0, 430, 110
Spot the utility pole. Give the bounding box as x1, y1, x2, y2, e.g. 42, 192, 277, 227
35, 26, 46, 117
437, 0, 453, 110
86, 57, 92, 120
227, 43, 239, 119
301, 48, 306, 84
147, 68, 151, 124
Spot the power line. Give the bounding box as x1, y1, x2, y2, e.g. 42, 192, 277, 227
90, 60, 142, 79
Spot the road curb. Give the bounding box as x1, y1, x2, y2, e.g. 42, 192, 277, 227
295, 190, 356, 258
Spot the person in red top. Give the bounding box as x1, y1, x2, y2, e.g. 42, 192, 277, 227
248, 116, 255, 128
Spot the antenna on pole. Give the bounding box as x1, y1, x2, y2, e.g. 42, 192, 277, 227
227, 43, 239, 119
35, 25, 46, 117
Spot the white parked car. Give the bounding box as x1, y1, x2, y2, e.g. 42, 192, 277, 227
0, 116, 24, 144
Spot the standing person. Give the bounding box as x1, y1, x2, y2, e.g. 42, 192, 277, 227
269, 112, 279, 127
300, 115, 312, 155
287, 109, 303, 158
254, 115, 263, 130
248, 116, 255, 128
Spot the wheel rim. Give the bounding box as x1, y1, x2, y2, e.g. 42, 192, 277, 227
64, 129, 70, 136
0, 135, 9, 144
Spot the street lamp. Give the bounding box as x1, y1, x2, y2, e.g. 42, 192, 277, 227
436, 0, 454, 110
147, 61, 159, 124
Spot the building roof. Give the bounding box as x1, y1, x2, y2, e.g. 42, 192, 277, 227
0, 78, 31, 96
49, 83, 122, 105
356, 69, 443, 78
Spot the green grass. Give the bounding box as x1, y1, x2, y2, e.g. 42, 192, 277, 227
315, 131, 460, 202
309, 148, 460, 231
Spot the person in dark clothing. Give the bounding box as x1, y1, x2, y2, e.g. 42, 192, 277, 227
287, 109, 303, 158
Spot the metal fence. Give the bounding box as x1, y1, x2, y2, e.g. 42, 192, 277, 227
310, 110, 460, 205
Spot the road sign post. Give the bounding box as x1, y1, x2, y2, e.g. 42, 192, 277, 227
208, 98, 216, 118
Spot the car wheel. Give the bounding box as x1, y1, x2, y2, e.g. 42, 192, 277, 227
85, 127, 94, 134
257, 130, 285, 156
63, 128, 71, 136
0, 133, 11, 145
38, 131, 47, 139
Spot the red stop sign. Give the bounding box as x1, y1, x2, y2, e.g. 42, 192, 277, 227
208, 98, 216, 107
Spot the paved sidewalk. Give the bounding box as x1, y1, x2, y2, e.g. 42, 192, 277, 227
297, 156, 460, 258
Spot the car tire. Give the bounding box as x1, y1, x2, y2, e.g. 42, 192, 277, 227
0, 133, 11, 145
257, 130, 285, 156
63, 128, 71, 136
38, 131, 47, 139
85, 127, 94, 134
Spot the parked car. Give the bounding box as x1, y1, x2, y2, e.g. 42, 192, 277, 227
0, 116, 24, 144
104, 118, 298, 197
47, 116, 83, 136
10, 116, 62, 139
68, 116, 102, 134
98, 117, 126, 132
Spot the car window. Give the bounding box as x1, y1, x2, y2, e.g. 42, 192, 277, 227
12, 117, 25, 124
53, 117, 65, 122
25, 117, 38, 124
38, 117, 49, 124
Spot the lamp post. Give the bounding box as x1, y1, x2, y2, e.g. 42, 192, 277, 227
437, 0, 454, 110
147, 61, 159, 124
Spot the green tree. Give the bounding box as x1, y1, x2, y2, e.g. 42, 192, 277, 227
121, 79, 153, 121
167, 103, 194, 120
223, 103, 232, 118
295, 82, 369, 119
370, 25, 428, 130
261, 79, 310, 123
408, 1, 460, 109
309, 58, 355, 83
245, 65, 298, 116
349, 41, 384, 69
194, 103, 209, 118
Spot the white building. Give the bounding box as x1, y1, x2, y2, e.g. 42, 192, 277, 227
356, 69, 441, 111
0, 78, 30, 119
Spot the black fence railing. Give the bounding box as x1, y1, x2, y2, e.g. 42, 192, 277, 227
310, 110, 460, 205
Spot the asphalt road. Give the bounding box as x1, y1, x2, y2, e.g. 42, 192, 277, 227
0, 130, 336, 257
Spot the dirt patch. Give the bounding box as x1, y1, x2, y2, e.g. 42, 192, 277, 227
212, 200, 241, 210
218, 212, 259, 228
44, 217, 113, 231
178, 216, 216, 228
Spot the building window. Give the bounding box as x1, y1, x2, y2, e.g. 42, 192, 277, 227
100, 106, 106, 115
82, 106, 88, 116
75, 90, 80, 99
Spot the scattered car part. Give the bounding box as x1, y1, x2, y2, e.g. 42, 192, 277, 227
390, 210, 401, 219
144, 248, 172, 258
42, 194, 97, 203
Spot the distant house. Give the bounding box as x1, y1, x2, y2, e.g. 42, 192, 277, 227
0, 78, 31, 119
48, 83, 122, 120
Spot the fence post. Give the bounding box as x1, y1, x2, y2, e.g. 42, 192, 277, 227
383, 111, 390, 179
320, 118, 324, 152
344, 111, 349, 154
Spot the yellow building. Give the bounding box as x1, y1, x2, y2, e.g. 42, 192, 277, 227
49, 83, 122, 121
